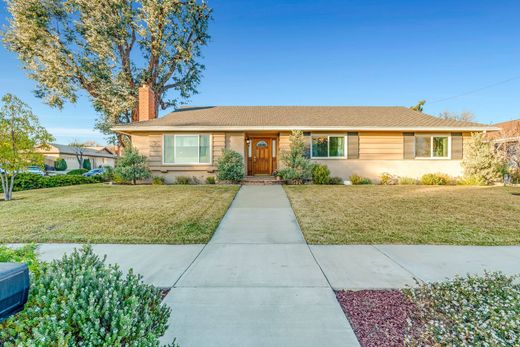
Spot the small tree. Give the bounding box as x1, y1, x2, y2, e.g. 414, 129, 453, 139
82, 158, 92, 170
462, 132, 506, 184
114, 147, 150, 184
410, 100, 426, 112
216, 149, 245, 183
69, 141, 87, 169
54, 158, 67, 171
438, 111, 475, 122
278, 130, 314, 184
0, 94, 54, 201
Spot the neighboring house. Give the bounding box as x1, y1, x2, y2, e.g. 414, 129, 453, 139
112, 85, 498, 183
487, 119, 520, 145
37, 144, 118, 170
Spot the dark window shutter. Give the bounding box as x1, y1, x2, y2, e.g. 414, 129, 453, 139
451, 132, 463, 159
403, 132, 415, 159
303, 133, 311, 158
347, 132, 359, 159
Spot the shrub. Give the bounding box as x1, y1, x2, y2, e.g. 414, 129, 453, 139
328, 176, 344, 185
0, 246, 172, 346
152, 176, 166, 185
350, 174, 371, 185
0, 173, 99, 192
398, 176, 418, 185
0, 244, 40, 276
457, 175, 487, 186
67, 168, 88, 175
101, 166, 114, 182
278, 130, 314, 184
462, 132, 506, 184
54, 158, 67, 171
82, 158, 92, 170
380, 172, 398, 185
114, 147, 151, 185
404, 272, 520, 346
312, 164, 331, 184
216, 149, 245, 183
206, 176, 216, 184
175, 176, 191, 185
420, 173, 453, 185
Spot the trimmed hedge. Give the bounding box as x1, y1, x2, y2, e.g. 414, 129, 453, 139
0, 173, 102, 192
54, 158, 67, 171
82, 158, 92, 170
67, 168, 88, 175
0, 246, 172, 346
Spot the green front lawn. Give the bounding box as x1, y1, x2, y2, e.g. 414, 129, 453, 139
284, 185, 520, 245
1, 184, 239, 244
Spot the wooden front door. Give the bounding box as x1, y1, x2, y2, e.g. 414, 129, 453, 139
252, 138, 272, 175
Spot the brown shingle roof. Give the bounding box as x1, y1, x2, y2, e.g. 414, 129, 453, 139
113, 106, 496, 131
487, 119, 520, 141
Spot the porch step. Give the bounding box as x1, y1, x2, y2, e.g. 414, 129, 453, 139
241, 176, 284, 185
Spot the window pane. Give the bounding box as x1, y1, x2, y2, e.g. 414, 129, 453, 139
329, 136, 344, 157
433, 136, 448, 157
176, 136, 199, 163
415, 136, 431, 157
164, 135, 175, 163
312, 136, 328, 157
199, 135, 210, 163
272, 140, 276, 157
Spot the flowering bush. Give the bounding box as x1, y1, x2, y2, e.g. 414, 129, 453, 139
404, 272, 520, 346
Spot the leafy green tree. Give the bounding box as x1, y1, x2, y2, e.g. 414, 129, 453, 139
0, 94, 54, 201
114, 147, 150, 184
3, 0, 211, 144
54, 158, 67, 171
278, 130, 314, 184
82, 158, 92, 170
410, 100, 426, 112
462, 132, 506, 184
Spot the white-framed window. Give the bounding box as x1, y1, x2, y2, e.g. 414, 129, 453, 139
415, 134, 451, 159
310, 134, 347, 159
163, 134, 211, 164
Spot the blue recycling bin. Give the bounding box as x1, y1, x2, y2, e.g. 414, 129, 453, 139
0, 263, 30, 321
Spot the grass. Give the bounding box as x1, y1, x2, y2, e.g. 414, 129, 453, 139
284, 185, 520, 245
0, 184, 239, 244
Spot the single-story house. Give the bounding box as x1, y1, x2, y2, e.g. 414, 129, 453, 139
112, 85, 498, 183
37, 144, 118, 170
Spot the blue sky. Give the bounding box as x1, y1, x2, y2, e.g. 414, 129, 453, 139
1, 0, 519, 145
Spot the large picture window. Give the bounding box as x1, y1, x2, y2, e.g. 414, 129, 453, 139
163, 134, 211, 164
311, 135, 346, 158
415, 134, 450, 159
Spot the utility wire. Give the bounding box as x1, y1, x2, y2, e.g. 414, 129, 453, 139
429, 75, 520, 104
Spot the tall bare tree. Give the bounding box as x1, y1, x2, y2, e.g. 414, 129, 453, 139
69, 140, 87, 169
3, 0, 211, 144
438, 110, 475, 122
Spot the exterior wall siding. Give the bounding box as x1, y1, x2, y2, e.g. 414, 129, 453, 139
130, 130, 475, 182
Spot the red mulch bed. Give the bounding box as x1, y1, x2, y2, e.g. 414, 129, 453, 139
336, 289, 417, 347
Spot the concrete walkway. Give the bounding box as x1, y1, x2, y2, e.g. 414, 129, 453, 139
161, 185, 359, 346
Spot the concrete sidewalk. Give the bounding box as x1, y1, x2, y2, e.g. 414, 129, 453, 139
161, 185, 359, 347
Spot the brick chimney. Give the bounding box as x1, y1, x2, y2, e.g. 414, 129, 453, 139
138, 84, 157, 121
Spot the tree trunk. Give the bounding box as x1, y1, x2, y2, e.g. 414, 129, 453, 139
0, 173, 7, 201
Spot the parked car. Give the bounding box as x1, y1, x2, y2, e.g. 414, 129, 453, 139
26, 166, 45, 176
83, 168, 105, 177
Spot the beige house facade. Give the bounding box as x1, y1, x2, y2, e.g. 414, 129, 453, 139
113, 86, 497, 183
38, 144, 118, 170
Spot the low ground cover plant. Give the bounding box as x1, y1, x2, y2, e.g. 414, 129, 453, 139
0, 173, 101, 193
206, 176, 216, 184
0, 244, 40, 275
0, 246, 173, 346
398, 176, 418, 185
419, 173, 454, 185
404, 272, 520, 346
175, 175, 192, 184
216, 149, 245, 183
349, 174, 372, 185
152, 176, 166, 185
379, 172, 399, 185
